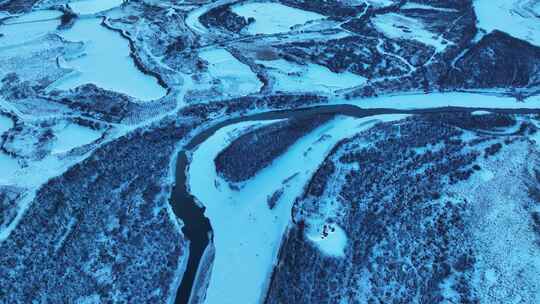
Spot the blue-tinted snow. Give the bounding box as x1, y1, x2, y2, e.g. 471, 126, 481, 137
0, 153, 20, 184
51, 122, 102, 154
371, 13, 451, 51
50, 18, 167, 101
68, 0, 124, 15
474, 0, 540, 46
0, 10, 61, 47
198, 48, 263, 98
257, 59, 367, 94
0, 114, 13, 135
3, 9, 62, 23
231, 2, 325, 35
188, 114, 409, 304
305, 222, 348, 257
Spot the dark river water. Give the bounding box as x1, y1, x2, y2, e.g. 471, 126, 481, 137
169, 105, 540, 304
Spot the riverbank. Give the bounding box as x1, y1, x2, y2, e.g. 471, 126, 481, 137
169, 103, 540, 304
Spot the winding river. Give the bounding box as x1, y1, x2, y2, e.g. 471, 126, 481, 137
168, 104, 540, 304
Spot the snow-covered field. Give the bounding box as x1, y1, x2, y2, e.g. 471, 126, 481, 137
305, 222, 348, 257
188, 114, 408, 304
51, 122, 102, 154
401, 2, 458, 12
185, 0, 235, 36
0, 153, 20, 184
0, 10, 61, 47
2, 9, 61, 23
231, 2, 325, 35
474, 0, 540, 46
371, 13, 450, 51
68, 0, 124, 15
4, 149, 90, 189
257, 59, 366, 93
341, 92, 540, 109
0, 114, 13, 134
50, 18, 167, 101
199, 48, 262, 97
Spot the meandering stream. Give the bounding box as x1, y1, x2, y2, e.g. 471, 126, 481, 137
169, 104, 540, 304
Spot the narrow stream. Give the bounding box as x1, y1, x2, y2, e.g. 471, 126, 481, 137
170, 153, 211, 304
169, 105, 540, 304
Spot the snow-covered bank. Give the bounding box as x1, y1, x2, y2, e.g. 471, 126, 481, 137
231, 2, 324, 35
471, 110, 492, 116
3, 10, 62, 23
0, 114, 13, 134
185, 0, 234, 35
257, 59, 366, 94
50, 18, 166, 101
0, 153, 20, 184
68, 0, 124, 15
199, 48, 263, 98
340, 92, 540, 110
51, 122, 102, 154
188, 114, 409, 304
473, 0, 540, 46
401, 2, 459, 12
372, 12, 450, 51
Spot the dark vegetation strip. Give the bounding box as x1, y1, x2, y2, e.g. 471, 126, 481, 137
214, 114, 334, 183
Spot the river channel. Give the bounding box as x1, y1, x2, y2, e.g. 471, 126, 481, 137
169, 104, 540, 304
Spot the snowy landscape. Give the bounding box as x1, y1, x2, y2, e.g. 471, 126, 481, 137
0, 0, 539, 303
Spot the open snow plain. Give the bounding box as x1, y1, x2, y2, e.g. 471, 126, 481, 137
1, 0, 540, 303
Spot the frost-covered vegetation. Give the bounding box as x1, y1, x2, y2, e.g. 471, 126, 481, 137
266, 113, 540, 303
0, 116, 193, 302
214, 114, 333, 183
